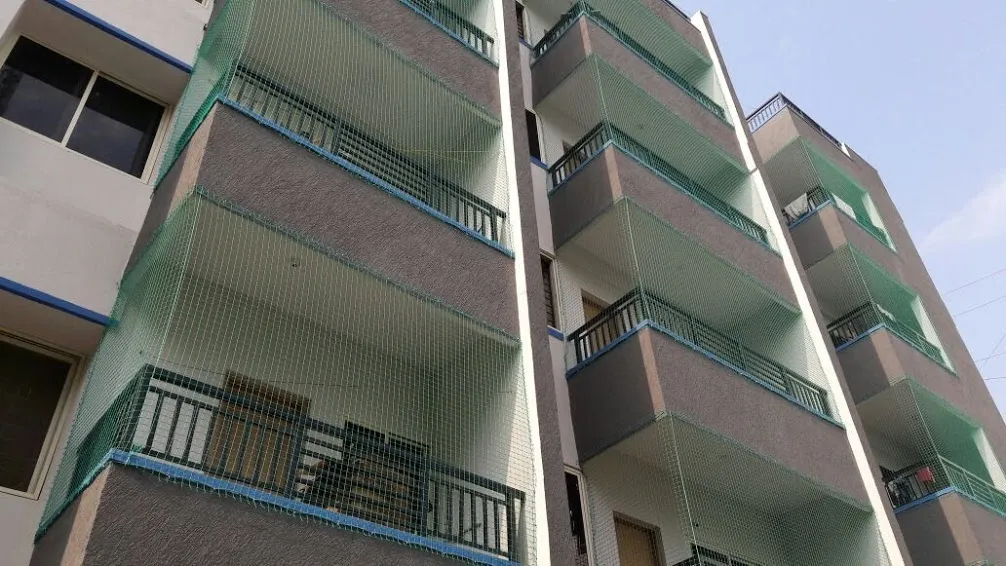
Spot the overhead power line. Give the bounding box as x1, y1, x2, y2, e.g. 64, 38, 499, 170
949, 297, 1006, 319
944, 266, 1006, 295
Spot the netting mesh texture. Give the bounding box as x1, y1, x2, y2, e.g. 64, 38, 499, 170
552, 198, 836, 419
861, 377, 1006, 519
524, 0, 725, 119
39, 190, 538, 564
531, 53, 775, 251
806, 244, 952, 371
764, 139, 892, 250
582, 413, 893, 566
159, 0, 511, 249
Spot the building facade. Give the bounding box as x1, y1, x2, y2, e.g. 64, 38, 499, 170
0, 1, 1000, 565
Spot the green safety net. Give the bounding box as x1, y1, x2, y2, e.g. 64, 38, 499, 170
158, 0, 510, 248
523, 0, 721, 118
581, 413, 893, 566
805, 244, 950, 370
532, 54, 772, 249
552, 198, 836, 419
859, 377, 1006, 518
38, 189, 538, 564
763, 139, 892, 249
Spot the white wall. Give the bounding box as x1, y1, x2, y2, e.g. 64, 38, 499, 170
584, 447, 793, 566
66, 0, 209, 65
0, 122, 151, 315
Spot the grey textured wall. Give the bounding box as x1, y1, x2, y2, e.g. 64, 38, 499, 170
567, 330, 662, 460
611, 151, 794, 303
581, 19, 741, 162
568, 327, 868, 501
530, 18, 589, 108
33, 465, 470, 566
187, 104, 519, 335
548, 149, 619, 248
649, 328, 867, 500
896, 493, 980, 566
320, 0, 500, 115
637, 0, 708, 56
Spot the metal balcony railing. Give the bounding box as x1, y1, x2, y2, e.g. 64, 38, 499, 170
531, 1, 726, 120
224, 70, 507, 246
74, 366, 524, 562
403, 0, 495, 60
746, 94, 843, 150
782, 186, 891, 248
549, 123, 768, 245
568, 288, 830, 417
828, 303, 947, 368
886, 457, 1006, 519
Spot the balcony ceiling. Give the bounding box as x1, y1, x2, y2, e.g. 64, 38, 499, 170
147, 196, 517, 371
611, 417, 869, 515
560, 199, 797, 335
763, 139, 872, 209
536, 57, 745, 192
238, 0, 500, 175
806, 245, 917, 323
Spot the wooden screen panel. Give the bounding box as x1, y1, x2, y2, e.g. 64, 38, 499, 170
205, 372, 310, 491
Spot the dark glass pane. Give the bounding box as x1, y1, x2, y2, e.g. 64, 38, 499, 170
0, 37, 92, 140
0, 340, 70, 492
66, 76, 163, 177
526, 109, 541, 160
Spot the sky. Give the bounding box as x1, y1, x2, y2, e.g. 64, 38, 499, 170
671, 0, 1006, 414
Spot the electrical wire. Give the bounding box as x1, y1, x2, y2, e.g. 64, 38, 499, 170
952, 294, 1006, 318
941, 267, 1006, 297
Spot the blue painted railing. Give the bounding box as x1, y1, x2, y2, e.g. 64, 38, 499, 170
828, 302, 947, 368
783, 186, 891, 248
224, 70, 507, 246
746, 94, 843, 151
568, 288, 830, 417
74, 366, 525, 561
550, 123, 768, 245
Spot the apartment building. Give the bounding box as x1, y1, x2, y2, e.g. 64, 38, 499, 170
750, 94, 1006, 565
0, 1, 1000, 566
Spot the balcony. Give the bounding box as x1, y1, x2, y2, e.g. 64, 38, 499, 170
764, 139, 894, 254
548, 122, 767, 246
75, 366, 524, 561
532, 29, 741, 164
148, 0, 517, 332
577, 414, 890, 566
531, 1, 723, 121
829, 303, 946, 367
39, 191, 536, 564
806, 244, 951, 376
556, 200, 866, 495
858, 378, 1006, 564
567, 288, 829, 417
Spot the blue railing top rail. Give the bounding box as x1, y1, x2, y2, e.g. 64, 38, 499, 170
746, 93, 845, 151
548, 122, 769, 246
531, 1, 725, 121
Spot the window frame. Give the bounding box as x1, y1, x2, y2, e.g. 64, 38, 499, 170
540, 253, 558, 329
565, 466, 595, 565
0, 33, 172, 182
0, 329, 81, 501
